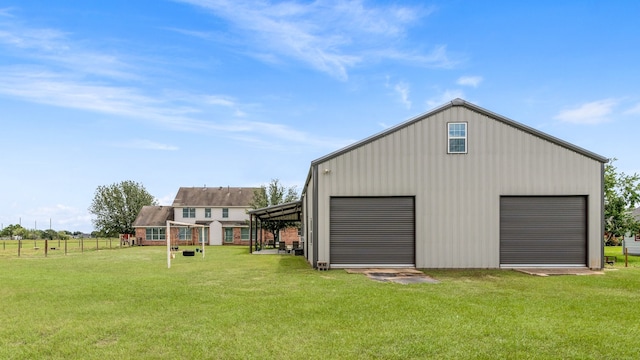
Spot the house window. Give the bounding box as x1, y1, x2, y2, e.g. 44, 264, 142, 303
200, 228, 209, 243
204, 208, 211, 218
222, 208, 229, 218
448, 122, 467, 154
178, 227, 191, 241
145, 227, 165, 241
224, 228, 234, 243
182, 207, 195, 218
241, 228, 249, 240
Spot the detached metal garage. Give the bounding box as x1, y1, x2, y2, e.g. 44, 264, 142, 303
500, 196, 587, 267
329, 197, 415, 267
301, 99, 607, 269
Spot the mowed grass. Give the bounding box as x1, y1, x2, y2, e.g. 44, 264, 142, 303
0, 238, 122, 258
1, 246, 640, 359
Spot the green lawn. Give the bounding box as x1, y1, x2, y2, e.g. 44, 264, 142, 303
1, 246, 639, 359
0, 238, 122, 258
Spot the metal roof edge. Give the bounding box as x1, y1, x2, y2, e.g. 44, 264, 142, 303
301, 167, 313, 196
460, 100, 608, 163
310, 100, 455, 166
248, 199, 303, 214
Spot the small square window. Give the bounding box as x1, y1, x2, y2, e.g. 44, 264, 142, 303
448, 122, 467, 154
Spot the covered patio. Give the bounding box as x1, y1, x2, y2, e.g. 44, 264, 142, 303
248, 200, 303, 254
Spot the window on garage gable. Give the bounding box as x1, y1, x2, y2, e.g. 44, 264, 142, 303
448, 122, 467, 154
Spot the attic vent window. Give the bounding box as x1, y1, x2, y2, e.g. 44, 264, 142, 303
448, 122, 467, 154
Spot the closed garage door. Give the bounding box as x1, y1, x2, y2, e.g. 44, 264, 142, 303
330, 197, 415, 266
500, 196, 587, 266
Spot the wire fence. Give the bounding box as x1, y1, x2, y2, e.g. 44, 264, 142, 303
0, 238, 129, 258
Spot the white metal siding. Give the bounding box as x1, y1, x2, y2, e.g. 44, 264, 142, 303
313, 106, 603, 268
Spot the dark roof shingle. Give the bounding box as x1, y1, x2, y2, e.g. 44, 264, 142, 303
172, 187, 258, 207
133, 206, 174, 227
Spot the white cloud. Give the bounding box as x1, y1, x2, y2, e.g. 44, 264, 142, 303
175, 0, 453, 80
624, 103, 640, 115
554, 99, 618, 124
157, 194, 176, 206
0, 7, 14, 17
0, 13, 353, 153
394, 82, 411, 109
25, 204, 92, 232
457, 75, 483, 87
114, 140, 179, 151
0, 23, 135, 80
426, 89, 465, 108
164, 27, 213, 40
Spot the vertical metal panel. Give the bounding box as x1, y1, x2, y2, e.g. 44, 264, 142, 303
500, 196, 587, 265
312, 106, 603, 269
330, 197, 414, 265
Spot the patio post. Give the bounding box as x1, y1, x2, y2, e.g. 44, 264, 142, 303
249, 214, 253, 253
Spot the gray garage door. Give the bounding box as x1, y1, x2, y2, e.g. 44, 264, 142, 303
330, 197, 415, 266
500, 196, 587, 266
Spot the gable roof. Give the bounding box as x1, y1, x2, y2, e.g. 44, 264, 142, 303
172, 187, 258, 207
311, 98, 608, 167
133, 206, 174, 227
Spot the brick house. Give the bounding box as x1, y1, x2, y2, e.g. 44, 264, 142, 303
133, 186, 300, 247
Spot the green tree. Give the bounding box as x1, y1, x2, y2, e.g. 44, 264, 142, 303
89, 180, 157, 237
604, 159, 640, 245
249, 179, 299, 249
0, 224, 26, 239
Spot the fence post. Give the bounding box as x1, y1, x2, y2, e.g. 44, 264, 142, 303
81, 238, 84, 253
45, 239, 48, 258
18, 239, 21, 257
65, 238, 67, 255
625, 247, 628, 268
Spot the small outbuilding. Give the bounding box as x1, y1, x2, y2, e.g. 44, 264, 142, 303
622, 207, 640, 255
300, 99, 607, 269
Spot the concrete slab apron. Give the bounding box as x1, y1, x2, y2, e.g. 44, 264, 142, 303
514, 268, 605, 277
346, 268, 440, 284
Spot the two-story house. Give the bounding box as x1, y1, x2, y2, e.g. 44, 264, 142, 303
133, 187, 257, 246
133, 186, 300, 247
172, 186, 256, 245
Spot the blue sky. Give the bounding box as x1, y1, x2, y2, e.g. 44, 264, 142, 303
1, 1, 639, 233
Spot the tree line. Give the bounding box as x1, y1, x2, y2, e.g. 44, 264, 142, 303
88, 163, 640, 246
0, 224, 83, 240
